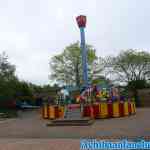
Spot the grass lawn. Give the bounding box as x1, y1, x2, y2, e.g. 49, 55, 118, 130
0, 108, 18, 118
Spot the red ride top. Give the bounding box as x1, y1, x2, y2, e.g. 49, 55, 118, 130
76, 15, 86, 28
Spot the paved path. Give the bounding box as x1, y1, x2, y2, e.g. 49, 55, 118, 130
0, 108, 149, 149
0, 139, 79, 150
0, 108, 149, 139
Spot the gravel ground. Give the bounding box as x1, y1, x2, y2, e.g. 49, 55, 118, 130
0, 108, 149, 149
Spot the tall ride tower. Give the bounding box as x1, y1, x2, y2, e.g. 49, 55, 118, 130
76, 15, 88, 88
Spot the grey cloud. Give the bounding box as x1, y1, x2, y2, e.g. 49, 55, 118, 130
0, 0, 150, 84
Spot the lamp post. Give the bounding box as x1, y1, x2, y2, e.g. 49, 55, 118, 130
76, 15, 88, 88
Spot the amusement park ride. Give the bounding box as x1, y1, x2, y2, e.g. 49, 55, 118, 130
76, 15, 88, 88
42, 15, 136, 126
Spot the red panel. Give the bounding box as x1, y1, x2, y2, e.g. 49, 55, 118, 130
83, 106, 88, 117
108, 102, 113, 117
93, 104, 100, 118
55, 106, 59, 118
83, 105, 91, 117
128, 102, 132, 115
90, 106, 94, 118
119, 102, 124, 117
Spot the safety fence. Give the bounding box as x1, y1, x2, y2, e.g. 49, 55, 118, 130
41, 101, 136, 120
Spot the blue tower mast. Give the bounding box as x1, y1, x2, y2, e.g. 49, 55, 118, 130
76, 15, 88, 88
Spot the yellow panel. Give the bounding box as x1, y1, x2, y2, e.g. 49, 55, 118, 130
59, 106, 64, 118
113, 102, 120, 117
131, 102, 135, 114
124, 102, 129, 116
49, 106, 55, 119
100, 103, 108, 118
133, 102, 136, 113
43, 105, 48, 119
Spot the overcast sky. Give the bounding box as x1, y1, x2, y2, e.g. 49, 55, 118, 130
0, 0, 150, 85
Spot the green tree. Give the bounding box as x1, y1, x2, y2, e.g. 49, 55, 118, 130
0, 52, 16, 81
50, 42, 102, 87
92, 75, 112, 86
14, 81, 35, 105
0, 52, 34, 105
0, 52, 17, 101
106, 49, 150, 105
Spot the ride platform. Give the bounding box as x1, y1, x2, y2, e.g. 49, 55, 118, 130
47, 117, 94, 126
